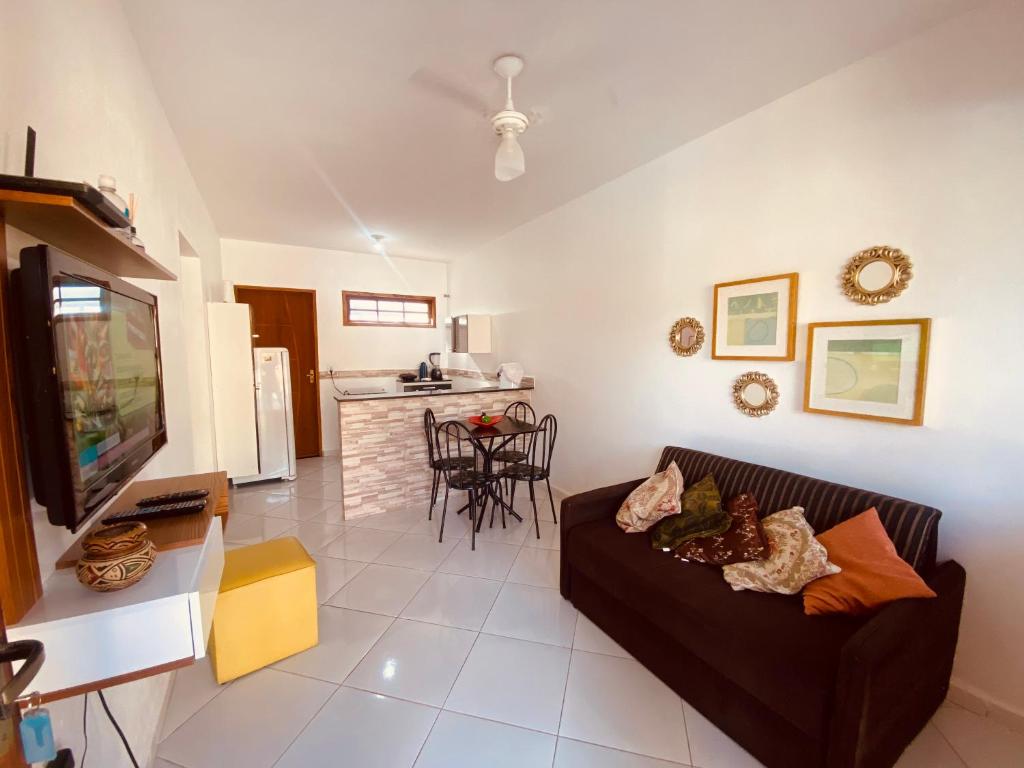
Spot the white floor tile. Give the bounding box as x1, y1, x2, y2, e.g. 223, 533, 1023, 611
353, 507, 422, 533
273, 606, 392, 683
345, 618, 476, 706
157, 668, 335, 768
895, 722, 968, 768
523, 520, 561, 550
160, 656, 225, 742
932, 703, 1024, 768
314, 466, 343, 484
309, 501, 351, 526
573, 613, 631, 658
376, 533, 459, 571
445, 633, 571, 734
152, 759, 187, 768
415, 710, 556, 768
555, 738, 689, 768
401, 572, 502, 630
327, 563, 431, 616
262, 495, 336, 521
276, 687, 437, 768
507, 546, 561, 588
321, 481, 344, 501
277, 521, 347, 552
312, 555, 366, 603
681, 700, 760, 768
291, 478, 329, 499
228, 491, 291, 517
439, 539, 520, 580
561, 651, 689, 764
407, 510, 471, 540
321, 527, 403, 561
483, 583, 577, 647
222, 513, 295, 546
473, 514, 532, 545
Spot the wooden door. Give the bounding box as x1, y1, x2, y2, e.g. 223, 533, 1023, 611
233, 287, 322, 459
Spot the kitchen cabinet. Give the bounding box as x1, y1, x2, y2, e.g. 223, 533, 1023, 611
450, 314, 491, 354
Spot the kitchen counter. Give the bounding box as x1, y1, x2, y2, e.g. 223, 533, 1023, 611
336, 385, 534, 518
333, 381, 534, 402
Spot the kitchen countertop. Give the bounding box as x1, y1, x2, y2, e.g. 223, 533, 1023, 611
334, 381, 534, 402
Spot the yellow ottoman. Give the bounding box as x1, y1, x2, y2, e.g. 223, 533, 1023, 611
209, 537, 318, 684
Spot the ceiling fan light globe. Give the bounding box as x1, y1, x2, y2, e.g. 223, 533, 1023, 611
495, 130, 525, 182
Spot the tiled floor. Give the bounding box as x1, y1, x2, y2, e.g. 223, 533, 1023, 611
156, 455, 1024, 768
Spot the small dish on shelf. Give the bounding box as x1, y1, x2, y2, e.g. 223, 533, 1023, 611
468, 414, 504, 427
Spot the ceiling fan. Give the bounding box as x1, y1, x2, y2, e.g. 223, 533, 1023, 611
490, 55, 529, 182
410, 54, 534, 182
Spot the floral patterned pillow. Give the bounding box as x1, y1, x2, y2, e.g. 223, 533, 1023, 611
675, 493, 769, 566
616, 461, 684, 533
722, 507, 840, 594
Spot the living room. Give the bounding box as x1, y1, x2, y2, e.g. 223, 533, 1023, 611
1, 1, 1022, 767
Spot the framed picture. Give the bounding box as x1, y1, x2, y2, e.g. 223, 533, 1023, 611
712, 273, 798, 360
803, 319, 931, 426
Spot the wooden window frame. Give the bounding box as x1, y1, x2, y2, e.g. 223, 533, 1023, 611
342, 290, 436, 328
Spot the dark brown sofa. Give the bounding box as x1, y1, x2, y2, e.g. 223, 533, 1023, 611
559, 447, 965, 768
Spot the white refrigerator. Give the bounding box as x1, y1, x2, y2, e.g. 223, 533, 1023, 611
235, 347, 297, 485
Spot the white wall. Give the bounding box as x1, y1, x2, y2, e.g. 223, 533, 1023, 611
1, 1, 222, 764
220, 238, 448, 453
450, 1, 1024, 718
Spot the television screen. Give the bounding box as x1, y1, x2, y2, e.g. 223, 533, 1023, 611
13, 245, 167, 531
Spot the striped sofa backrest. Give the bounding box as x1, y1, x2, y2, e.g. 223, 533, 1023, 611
657, 447, 941, 575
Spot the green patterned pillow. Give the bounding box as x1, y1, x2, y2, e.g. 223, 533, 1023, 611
650, 474, 731, 550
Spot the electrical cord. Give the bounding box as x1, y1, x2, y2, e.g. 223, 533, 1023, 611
80, 692, 88, 768
96, 689, 139, 768
328, 366, 345, 396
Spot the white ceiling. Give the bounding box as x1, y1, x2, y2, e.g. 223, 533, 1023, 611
123, 0, 979, 261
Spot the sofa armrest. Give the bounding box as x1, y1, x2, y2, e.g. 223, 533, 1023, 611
827, 559, 967, 768
559, 478, 644, 598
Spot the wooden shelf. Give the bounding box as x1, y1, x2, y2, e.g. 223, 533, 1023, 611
55, 471, 229, 570
0, 189, 176, 281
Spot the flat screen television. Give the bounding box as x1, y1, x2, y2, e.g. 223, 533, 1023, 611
12, 244, 167, 531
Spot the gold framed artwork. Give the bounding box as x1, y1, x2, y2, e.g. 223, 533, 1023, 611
803, 319, 931, 426
712, 273, 798, 361
841, 245, 913, 305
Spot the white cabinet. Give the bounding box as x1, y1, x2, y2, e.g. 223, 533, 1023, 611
451, 314, 491, 354
207, 302, 259, 478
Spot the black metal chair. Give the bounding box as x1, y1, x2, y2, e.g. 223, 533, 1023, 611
492, 401, 535, 497
423, 408, 473, 520
498, 413, 558, 538
434, 420, 491, 550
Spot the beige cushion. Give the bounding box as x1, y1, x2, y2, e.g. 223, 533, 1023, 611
722, 507, 840, 594
616, 461, 684, 533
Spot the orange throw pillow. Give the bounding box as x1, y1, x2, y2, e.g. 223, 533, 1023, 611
803, 508, 936, 616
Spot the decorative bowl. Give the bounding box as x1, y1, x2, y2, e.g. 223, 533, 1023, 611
77, 524, 156, 592
468, 415, 504, 427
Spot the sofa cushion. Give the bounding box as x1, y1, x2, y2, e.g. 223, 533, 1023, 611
803, 508, 937, 616
616, 461, 683, 533
565, 515, 864, 737
675, 492, 769, 565
649, 474, 731, 549
722, 507, 840, 594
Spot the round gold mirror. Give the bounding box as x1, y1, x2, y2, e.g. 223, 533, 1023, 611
733, 372, 779, 417
669, 317, 705, 357
841, 246, 912, 305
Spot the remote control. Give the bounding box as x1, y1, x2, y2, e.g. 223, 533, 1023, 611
137, 489, 209, 507
103, 499, 208, 525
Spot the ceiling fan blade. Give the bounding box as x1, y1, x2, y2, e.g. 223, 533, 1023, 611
409, 67, 491, 118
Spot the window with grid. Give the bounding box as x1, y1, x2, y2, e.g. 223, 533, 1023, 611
342, 291, 436, 327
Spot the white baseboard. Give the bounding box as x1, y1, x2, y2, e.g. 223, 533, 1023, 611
948, 680, 1024, 733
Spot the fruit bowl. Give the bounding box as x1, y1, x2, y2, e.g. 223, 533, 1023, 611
468, 414, 504, 427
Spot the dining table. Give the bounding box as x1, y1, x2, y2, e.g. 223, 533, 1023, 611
456, 415, 539, 527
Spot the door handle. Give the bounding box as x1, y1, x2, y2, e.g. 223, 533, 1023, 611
1, 639, 45, 710
307, 369, 316, 384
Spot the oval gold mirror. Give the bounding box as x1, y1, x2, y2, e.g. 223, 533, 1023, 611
669, 317, 705, 357
733, 372, 779, 417
841, 246, 913, 305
